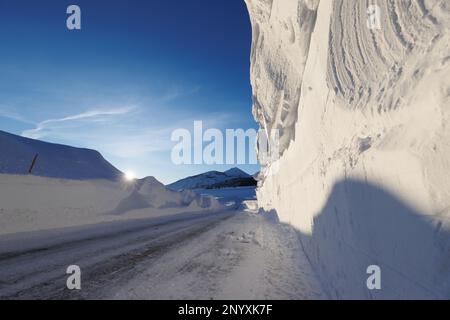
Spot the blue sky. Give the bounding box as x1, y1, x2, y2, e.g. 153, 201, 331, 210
0, 0, 259, 183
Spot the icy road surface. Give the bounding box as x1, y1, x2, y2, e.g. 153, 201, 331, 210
0, 208, 322, 300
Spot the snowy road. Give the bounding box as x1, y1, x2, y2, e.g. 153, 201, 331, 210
0, 208, 323, 300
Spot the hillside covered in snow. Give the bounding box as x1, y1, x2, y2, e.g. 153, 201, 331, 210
0, 130, 122, 180
246, 0, 450, 299
0, 131, 223, 235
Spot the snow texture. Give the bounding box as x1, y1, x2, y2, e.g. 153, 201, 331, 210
110, 210, 323, 300
0, 174, 221, 235
246, 0, 450, 299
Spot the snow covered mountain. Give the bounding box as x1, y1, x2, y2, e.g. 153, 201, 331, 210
246, 0, 450, 299
0, 130, 122, 180
167, 167, 256, 190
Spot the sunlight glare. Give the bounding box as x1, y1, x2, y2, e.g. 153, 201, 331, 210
124, 170, 136, 181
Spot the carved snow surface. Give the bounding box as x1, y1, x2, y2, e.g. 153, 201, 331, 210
246, 0, 450, 299
245, 0, 320, 158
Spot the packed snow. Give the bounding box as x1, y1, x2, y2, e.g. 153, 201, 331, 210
0, 174, 221, 235
0, 139, 321, 299
110, 209, 322, 300
0, 205, 322, 300
3, 0, 449, 300
246, 0, 450, 299
0, 125, 315, 300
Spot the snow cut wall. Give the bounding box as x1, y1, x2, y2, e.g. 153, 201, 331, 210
246, 0, 450, 299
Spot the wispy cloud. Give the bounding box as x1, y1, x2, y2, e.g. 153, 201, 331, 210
21, 106, 136, 139
4, 97, 245, 181
15, 100, 234, 158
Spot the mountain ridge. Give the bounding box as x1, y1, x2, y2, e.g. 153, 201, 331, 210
167, 167, 256, 190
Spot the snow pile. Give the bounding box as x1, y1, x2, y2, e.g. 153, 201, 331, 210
240, 200, 259, 212
112, 176, 221, 214
246, 0, 450, 299
0, 174, 221, 235
197, 186, 257, 210
0, 130, 122, 180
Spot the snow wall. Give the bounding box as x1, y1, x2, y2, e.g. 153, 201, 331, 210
245, 0, 450, 299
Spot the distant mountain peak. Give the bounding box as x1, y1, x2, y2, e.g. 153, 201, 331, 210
167, 167, 255, 191
224, 167, 250, 178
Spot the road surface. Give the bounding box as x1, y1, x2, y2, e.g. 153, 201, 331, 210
0, 208, 323, 299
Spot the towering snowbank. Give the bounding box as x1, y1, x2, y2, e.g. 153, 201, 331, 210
246, 0, 450, 299
246, 0, 319, 156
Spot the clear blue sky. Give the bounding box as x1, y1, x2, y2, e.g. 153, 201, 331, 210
0, 0, 259, 183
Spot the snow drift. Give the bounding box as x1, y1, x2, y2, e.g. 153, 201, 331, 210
112, 176, 221, 214
246, 0, 450, 299
0, 130, 222, 234
0, 174, 221, 235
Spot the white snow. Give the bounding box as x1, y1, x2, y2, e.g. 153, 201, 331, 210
0, 173, 222, 235
0, 193, 322, 300
0, 210, 235, 299
3, 0, 449, 300
246, 0, 450, 299
110, 209, 323, 300
1, 151, 316, 299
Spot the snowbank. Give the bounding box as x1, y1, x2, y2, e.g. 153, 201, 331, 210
111, 176, 220, 214
246, 0, 450, 299
0, 174, 221, 235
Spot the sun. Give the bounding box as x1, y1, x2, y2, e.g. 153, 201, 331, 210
124, 170, 136, 181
